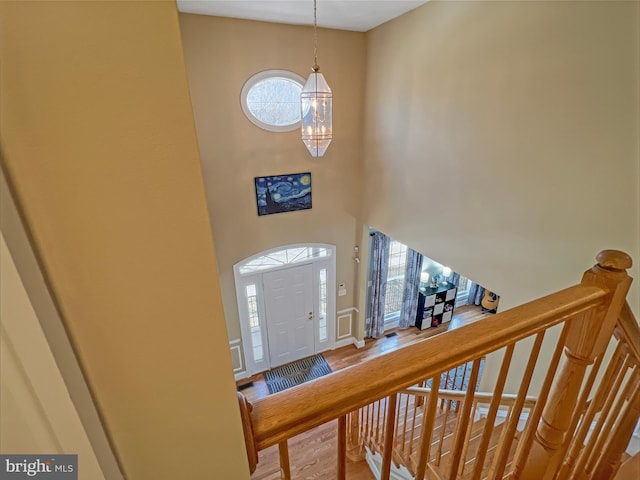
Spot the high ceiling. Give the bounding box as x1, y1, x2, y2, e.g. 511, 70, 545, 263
176, 0, 430, 32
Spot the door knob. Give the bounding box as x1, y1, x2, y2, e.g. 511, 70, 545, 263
308, 312, 313, 320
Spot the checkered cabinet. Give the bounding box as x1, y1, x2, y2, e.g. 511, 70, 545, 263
415, 284, 457, 330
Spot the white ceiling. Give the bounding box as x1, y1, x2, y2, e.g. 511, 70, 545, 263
176, 0, 430, 32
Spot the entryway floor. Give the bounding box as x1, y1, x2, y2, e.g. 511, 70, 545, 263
237, 304, 489, 402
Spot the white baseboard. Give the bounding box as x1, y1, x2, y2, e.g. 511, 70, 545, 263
334, 336, 365, 349
335, 337, 354, 349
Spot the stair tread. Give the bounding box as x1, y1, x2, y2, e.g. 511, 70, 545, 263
364, 394, 524, 480
403, 416, 515, 479
615, 451, 640, 480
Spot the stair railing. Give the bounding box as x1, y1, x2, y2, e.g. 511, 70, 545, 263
348, 360, 491, 472
237, 250, 636, 480
551, 302, 640, 480
373, 384, 539, 478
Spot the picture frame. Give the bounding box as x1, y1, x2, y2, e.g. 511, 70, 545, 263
254, 172, 312, 216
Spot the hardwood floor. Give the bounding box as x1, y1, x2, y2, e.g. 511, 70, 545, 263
237, 305, 489, 402
238, 305, 491, 479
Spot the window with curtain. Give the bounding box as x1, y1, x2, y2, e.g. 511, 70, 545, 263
368, 230, 491, 336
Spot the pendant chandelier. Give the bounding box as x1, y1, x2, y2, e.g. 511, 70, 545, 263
301, 0, 332, 157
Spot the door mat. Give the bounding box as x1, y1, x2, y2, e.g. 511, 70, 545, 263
264, 354, 332, 394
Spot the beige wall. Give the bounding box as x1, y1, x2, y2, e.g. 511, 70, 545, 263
1, 167, 122, 478
1, 233, 106, 479
0, 2, 248, 478
363, 1, 639, 393
363, 0, 639, 315
179, 14, 366, 349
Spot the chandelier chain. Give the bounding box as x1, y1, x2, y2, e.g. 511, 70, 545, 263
313, 0, 319, 70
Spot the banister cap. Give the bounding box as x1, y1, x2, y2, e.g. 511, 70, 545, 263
596, 250, 632, 270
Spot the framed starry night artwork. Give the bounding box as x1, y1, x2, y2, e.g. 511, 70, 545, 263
254, 173, 312, 216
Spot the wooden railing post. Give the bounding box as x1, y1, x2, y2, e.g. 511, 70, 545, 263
346, 409, 365, 461
381, 394, 398, 480
415, 375, 441, 480
278, 440, 291, 479
592, 372, 640, 479
519, 250, 633, 480
337, 415, 347, 480
237, 392, 259, 474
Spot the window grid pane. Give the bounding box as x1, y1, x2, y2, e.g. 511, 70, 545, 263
245, 284, 263, 362
319, 268, 327, 342
384, 241, 408, 316
246, 77, 302, 126
239, 247, 331, 274
457, 276, 471, 293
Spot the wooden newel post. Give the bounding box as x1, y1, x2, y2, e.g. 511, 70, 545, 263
237, 392, 259, 474
519, 250, 633, 480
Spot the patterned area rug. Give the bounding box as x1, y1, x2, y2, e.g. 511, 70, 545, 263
264, 354, 333, 394
425, 358, 485, 391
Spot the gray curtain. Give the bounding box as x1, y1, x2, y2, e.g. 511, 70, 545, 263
365, 232, 390, 338
448, 272, 460, 287
467, 282, 485, 306
399, 249, 423, 328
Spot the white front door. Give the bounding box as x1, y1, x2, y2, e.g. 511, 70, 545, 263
263, 264, 315, 368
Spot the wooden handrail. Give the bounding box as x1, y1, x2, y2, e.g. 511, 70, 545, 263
403, 387, 538, 409
237, 392, 258, 473
251, 284, 606, 449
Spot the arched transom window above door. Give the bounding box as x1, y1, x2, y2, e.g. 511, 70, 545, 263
238, 246, 332, 275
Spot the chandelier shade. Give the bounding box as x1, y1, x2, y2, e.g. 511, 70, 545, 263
301, 0, 332, 157
301, 69, 332, 157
